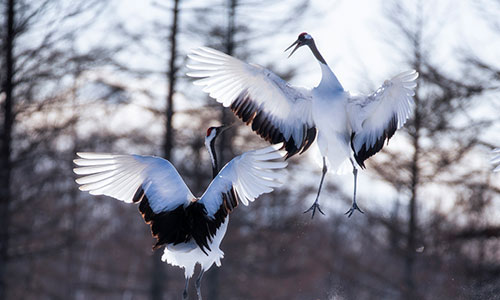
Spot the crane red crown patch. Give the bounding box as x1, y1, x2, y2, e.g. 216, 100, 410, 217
206, 127, 213, 137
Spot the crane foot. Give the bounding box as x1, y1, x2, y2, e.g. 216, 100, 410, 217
304, 202, 325, 219
344, 202, 364, 218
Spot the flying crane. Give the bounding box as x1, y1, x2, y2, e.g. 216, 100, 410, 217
73, 126, 287, 299
187, 32, 418, 217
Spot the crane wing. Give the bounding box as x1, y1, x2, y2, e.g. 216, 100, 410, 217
192, 144, 287, 252
73, 153, 196, 249
492, 148, 500, 172
187, 47, 316, 158
74, 153, 194, 209
347, 70, 418, 168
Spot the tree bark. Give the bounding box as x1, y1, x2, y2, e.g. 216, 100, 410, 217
405, 111, 419, 300
163, 0, 180, 162
404, 11, 423, 296
207, 1, 237, 300
217, 0, 236, 170
151, 1, 180, 299
0, 0, 15, 299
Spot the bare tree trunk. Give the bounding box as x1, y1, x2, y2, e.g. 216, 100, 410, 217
217, 0, 236, 160
218, 0, 236, 170
404, 11, 423, 296
0, 1, 15, 299
207, 1, 237, 299
151, 1, 181, 299
66, 148, 78, 300
163, 0, 180, 161
405, 115, 419, 300
66, 86, 81, 300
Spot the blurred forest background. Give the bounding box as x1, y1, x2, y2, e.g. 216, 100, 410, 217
1, 0, 499, 299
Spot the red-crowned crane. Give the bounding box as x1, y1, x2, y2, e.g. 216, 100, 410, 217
492, 148, 500, 172
73, 126, 287, 299
187, 32, 418, 218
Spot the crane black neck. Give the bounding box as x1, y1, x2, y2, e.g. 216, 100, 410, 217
208, 139, 219, 179
308, 40, 327, 65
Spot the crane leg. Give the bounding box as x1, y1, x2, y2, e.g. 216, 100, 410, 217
195, 269, 205, 300
183, 278, 189, 299
345, 159, 364, 217
304, 157, 327, 218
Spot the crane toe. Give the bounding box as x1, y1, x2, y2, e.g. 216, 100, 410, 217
304, 202, 325, 218
344, 202, 364, 218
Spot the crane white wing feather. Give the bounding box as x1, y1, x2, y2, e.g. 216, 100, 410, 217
492, 148, 500, 172
199, 144, 287, 217
347, 70, 418, 166
187, 47, 316, 157
74, 153, 194, 213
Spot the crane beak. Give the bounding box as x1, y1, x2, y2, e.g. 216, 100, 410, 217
285, 39, 301, 58
218, 124, 233, 134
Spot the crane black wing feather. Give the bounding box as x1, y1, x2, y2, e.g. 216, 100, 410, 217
347, 71, 418, 168
231, 89, 317, 158
73, 146, 286, 255
131, 185, 239, 255
188, 47, 316, 158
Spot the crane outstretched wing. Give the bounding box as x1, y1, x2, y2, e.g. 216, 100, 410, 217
73, 153, 196, 249
194, 144, 287, 251
347, 70, 418, 168
492, 148, 500, 172
73, 146, 287, 255
187, 47, 316, 158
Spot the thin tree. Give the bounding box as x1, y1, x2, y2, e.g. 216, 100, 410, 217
0, 0, 119, 298
150, 0, 182, 299
184, 1, 314, 298
365, 1, 499, 298
0, 0, 15, 299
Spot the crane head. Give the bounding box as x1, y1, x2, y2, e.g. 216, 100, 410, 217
205, 124, 231, 144
285, 32, 313, 58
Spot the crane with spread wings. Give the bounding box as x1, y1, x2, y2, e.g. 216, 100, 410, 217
187, 32, 418, 218
73, 126, 287, 299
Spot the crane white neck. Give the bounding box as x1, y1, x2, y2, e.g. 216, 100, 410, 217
308, 40, 344, 92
